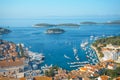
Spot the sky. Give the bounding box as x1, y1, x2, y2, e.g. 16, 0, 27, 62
0, 0, 120, 19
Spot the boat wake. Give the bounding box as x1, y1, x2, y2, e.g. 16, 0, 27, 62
64, 54, 71, 59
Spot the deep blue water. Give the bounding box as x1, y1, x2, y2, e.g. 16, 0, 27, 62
0, 17, 120, 70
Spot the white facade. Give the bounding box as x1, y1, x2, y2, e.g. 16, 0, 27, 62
102, 50, 120, 62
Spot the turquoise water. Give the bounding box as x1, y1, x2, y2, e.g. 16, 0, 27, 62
0, 17, 120, 70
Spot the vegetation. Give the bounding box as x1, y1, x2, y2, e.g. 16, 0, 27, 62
34, 23, 80, 27
19, 44, 25, 57
92, 36, 120, 58
58, 23, 80, 27
34, 20, 120, 27
92, 36, 120, 47
99, 52, 104, 58
45, 65, 59, 77
34, 23, 56, 27
80, 21, 97, 24
103, 67, 120, 79
80, 20, 120, 25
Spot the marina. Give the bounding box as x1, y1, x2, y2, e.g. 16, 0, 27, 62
66, 37, 100, 69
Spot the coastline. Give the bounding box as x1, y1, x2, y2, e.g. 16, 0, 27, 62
91, 45, 102, 62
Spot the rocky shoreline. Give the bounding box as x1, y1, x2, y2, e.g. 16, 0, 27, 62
0, 27, 11, 35
91, 36, 120, 63
91, 45, 102, 62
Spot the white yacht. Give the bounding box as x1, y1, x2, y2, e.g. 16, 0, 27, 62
27, 51, 45, 61
70, 65, 84, 68
75, 55, 80, 61
41, 64, 53, 69
90, 35, 94, 40
73, 48, 78, 55
80, 41, 88, 48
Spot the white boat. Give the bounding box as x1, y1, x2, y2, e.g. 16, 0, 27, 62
68, 61, 89, 65
90, 35, 94, 40
70, 64, 84, 68
86, 55, 89, 58
27, 51, 45, 61
64, 54, 71, 59
75, 55, 79, 61
85, 52, 88, 54
73, 48, 78, 55
80, 41, 88, 48
41, 64, 53, 69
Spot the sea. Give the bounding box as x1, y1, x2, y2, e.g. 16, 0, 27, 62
0, 16, 120, 70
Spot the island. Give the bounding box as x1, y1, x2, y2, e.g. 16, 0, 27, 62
91, 36, 120, 62
80, 21, 98, 25
80, 20, 120, 25
33, 23, 80, 27
45, 28, 65, 34
0, 27, 11, 35
57, 23, 80, 27
34, 23, 56, 27
103, 20, 120, 24
34, 20, 120, 27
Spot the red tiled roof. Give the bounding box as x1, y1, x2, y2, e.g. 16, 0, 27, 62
19, 77, 26, 80
0, 58, 24, 68
100, 75, 110, 80
116, 77, 120, 80
33, 76, 52, 80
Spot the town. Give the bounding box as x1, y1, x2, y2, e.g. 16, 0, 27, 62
0, 36, 120, 80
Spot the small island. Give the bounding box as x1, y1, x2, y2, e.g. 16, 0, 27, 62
91, 36, 120, 62
103, 20, 120, 24
80, 20, 120, 25
57, 23, 80, 27
33, 23, 80, 27
45, 28, 65, 34
0, 27, 11, 35
80, 21, 98, 25
34, 23, 56, 27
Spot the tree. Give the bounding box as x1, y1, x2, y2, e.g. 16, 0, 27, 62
19, 44, 25, 57
99, 52, 104, 58
44, 66, 59, 77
